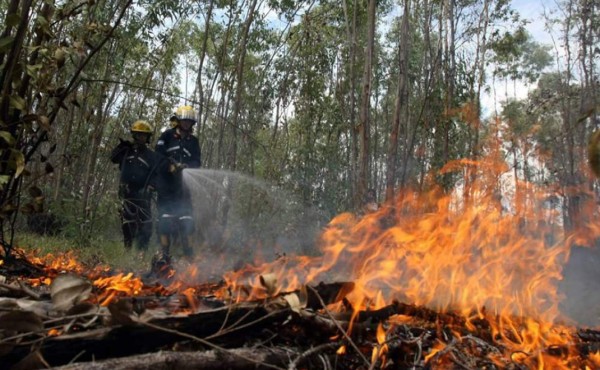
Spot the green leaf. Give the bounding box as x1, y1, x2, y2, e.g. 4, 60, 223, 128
0, 175, 10, 186
25, 64, 43, 77
0, 131, 15, 146
10, 149, 25, 178
5, 14, 20, 28
0, 36, 14, 53
9, 96, 25, 110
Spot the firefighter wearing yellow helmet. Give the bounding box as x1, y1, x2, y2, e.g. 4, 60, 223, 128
154, 105, 202, 261
110, 119, 161, 251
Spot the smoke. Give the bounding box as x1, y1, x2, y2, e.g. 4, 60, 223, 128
180, 168, 326, 278
559, 245, 600, 326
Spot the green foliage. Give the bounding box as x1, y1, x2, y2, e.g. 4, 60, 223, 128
15, 232, 153, 273
0, 0, 595, 263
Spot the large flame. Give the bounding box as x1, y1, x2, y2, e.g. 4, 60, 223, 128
223, 144, 600, 368
11, 135, 600, 368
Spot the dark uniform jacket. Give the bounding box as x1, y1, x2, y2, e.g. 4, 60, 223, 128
110, 141, 160, 194
155, 128, 201, 199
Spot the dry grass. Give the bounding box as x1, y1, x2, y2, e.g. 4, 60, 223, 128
12, 232, 157, 274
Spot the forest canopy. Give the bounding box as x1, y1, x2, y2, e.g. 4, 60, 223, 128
0, 0, 597, 256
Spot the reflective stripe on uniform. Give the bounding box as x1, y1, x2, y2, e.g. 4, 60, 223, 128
137, 157, 150, 168
166, 146, 181, 152
183, 148, 191, 157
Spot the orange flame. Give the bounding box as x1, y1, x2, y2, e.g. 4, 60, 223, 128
223, 144, 599, 368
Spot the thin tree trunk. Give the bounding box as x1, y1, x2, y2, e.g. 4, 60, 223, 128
385, 0, 411, 202
228, 0, 259, 171
356, 0, 376, 208
342, 0, 359, 207
195, 0, 214, 129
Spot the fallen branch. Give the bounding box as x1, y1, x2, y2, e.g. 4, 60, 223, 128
51, 348, 292, 370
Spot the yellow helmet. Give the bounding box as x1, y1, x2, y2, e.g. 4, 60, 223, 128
130, 120, 153, 134
174, 105, 197, 123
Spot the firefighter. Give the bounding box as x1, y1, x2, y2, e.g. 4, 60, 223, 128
110, 120, 160, 251
155, 105, 201, 260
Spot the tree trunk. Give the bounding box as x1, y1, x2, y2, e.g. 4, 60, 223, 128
385, 0, 411, 202
341, 0, 360, 208
194, 0, 214, 131
228, 0, 259, 171
356, 0, 376, 208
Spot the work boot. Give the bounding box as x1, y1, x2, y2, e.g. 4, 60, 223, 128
182, 235, 194, 260
159, 234, 170, 257
150, 251, 172, 280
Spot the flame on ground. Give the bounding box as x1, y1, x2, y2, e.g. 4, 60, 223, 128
222, 147, 600, 369
6, 139, 600, 368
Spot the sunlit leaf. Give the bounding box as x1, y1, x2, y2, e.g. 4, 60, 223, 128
0, 175, 10, 186
283, 292, 305, 313
0, 131, 15, 146
25, 64, 43, 78
10, 149, 25, 178
9, 95, 26, 110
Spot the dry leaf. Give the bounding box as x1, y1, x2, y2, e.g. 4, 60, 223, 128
11, 350, 49, 370
283, 293, 304, 313
50, 274, 92, 311
108, 299, 135, 325
16, 299, 54, 318
66, 301, 98, 316
0, 310, 43, 332
0, 297, 19, 310
137, 308, 169, 323
259, 273, 278, 297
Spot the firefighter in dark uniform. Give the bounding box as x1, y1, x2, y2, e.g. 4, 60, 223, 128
155, 105, 201, 259
110, 120, 160, 251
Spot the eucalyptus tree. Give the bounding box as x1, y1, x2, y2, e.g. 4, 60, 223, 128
0, 0, 141, 256
0, 0, 203, 254
49, 1, 189, 243
385, 0, 411, 202
531, 0, 600, 234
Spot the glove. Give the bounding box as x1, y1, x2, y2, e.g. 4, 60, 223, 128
118, 138, 133, 148
169, 162, 187, 173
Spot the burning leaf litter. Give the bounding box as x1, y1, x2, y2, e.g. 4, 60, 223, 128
2, 154, 600, 369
